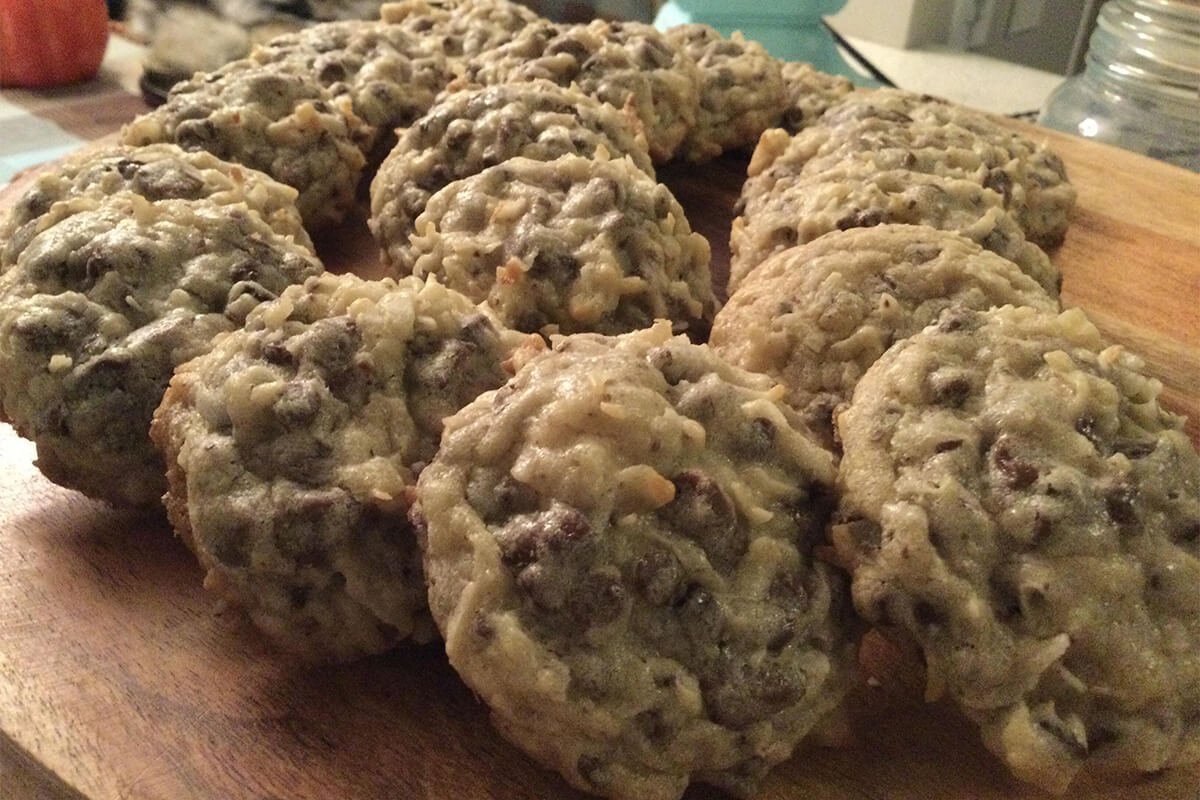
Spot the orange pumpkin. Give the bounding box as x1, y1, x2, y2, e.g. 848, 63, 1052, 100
0, 0, 110, 88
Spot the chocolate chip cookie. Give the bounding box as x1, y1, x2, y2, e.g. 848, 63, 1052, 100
468, 19, 702, 162
418, 322, 853, 800
402, 153, 715, 337
122, 58, 369, 229
380, 0, 540, 59
779, 61, 853, 133
0, 143, 311, 272
740, 89, 1075, 251
0, 193, 323, 506
663, 24, 784, 163
250, 19, 454, 164
730, 158, 1060, 296
152, 271, 529, 661
833, 304, 1200, 793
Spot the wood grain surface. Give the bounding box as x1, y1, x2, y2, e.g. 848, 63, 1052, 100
1, 125, 1198, 800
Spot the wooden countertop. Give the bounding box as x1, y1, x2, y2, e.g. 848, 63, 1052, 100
0, 124, 1197, 800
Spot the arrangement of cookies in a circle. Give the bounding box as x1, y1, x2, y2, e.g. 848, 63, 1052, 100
1, 1, 1196, 798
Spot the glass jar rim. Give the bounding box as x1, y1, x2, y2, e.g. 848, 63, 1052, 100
1092, 0, 1200, 92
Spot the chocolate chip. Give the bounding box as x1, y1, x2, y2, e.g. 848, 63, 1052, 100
705, 658, 807, 728
992, 440, 1039, 490
547, 36, 591, 62
634, 709, 670, 742
568, 571, 625, 628
765, 619, 798, 653
175, 119, 223, 155
646, 346, 683, 385
633, 35, 675, 69
1114, 438, 1157, 459
678, 584, 723, 643
288, 585, 310, 609
516, 562, 565, 610
1175, 521, 1200, 544
835, 209, 886, 231
530, 251, 580, 282
12, 305, 89, 354
633, 547, 684, 606
657, 471, 745, 572
1075, 416, 1101, 449
272, 379, 323, 426
1104, 485, 1138, 525
316, 61, 348, 85
935, 307, 977, 333
736, 417, 776, 458
495, 502, 593, 567
210, 522, 251, 568
114, 158, 143, 179
301, 318, 360, 380
928, 370, 972, 407
990, 575, 1021, 621
772, 225, 799, 247
130, 161, 205, 200
913, 600, 944, 630
984, 169, 1014, 204
768, 570, 810, 609
981, 228, 1014, 255
903, 243, 942, 264
262, 340, 294, 366
577, 754, 605, 786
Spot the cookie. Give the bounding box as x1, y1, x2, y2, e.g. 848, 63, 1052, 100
0, 193, 323, 506
778, 61, 853, 133
710, 225, 1059, 449
250, 19, 454, 164
744, 89, 1076, 250
368, 79, 654, 271
0, 143, 310, 272
122, 58, 369, 229
151, 272, 530, 661
380, 0, 540, 59
730, 158, 1060, 296
469, 19, 702, 163
663, 24, 785, 163
832, 304, 1200, 793
402, 153, 715, 337
417, 322, 852, 800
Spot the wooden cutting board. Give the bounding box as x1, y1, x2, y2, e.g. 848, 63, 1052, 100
1, 125, 1198, 800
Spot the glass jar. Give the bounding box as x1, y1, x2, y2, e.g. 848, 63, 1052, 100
1039, 0, 1200, 171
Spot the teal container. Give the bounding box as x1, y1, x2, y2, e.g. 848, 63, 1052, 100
654, 0, 864, 81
